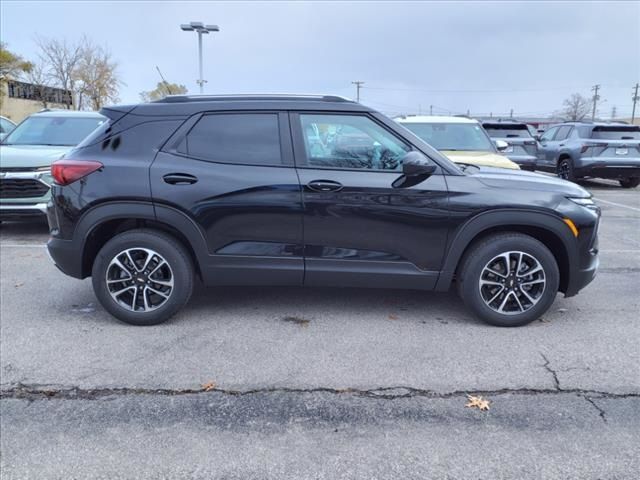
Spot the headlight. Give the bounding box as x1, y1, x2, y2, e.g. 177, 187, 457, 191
568, 197, 594, 207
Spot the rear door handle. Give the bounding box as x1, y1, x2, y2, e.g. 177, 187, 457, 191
163, 173, 198, 185
307, 180, 343, 192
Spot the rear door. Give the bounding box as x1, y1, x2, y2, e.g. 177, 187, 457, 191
151, 111, 304, 285
290, 112, 449, 290
536, 126, 561, 170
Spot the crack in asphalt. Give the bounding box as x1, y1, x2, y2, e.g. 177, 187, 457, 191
540, 352, 561, 390
1, 384, 638, 401
582, 395, 608, 423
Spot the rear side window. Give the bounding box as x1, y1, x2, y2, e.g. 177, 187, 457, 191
554, 126, 572, 141
590, 126, 640, 140
483, 124, 532, 138
186, 113, 282, 166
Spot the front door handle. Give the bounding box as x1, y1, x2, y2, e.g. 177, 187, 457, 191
163, 173, 198, 185
307, 180, 343, 192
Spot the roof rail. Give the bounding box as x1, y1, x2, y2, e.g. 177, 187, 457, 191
154, 94, 354, 104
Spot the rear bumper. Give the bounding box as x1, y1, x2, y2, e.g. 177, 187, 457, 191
574, 158, 640, 179
506, 154, 537, 170
47, 236, 84, 278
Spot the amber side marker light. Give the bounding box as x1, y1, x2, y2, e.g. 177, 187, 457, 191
563, 218, 579, 237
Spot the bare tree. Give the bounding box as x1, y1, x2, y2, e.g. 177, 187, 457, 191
34, 36, 83, 109
560, 93, 591, 121
73, 42, 121, 110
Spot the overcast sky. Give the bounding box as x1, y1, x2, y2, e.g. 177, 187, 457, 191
2, 1, 639, 118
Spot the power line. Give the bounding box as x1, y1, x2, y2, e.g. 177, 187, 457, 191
361, 84, 627, 94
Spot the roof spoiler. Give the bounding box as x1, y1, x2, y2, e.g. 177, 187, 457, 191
99, 105, 137, 123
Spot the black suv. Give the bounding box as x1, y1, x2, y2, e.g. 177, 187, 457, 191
482, 120, 538, 171
46, 95, 600, 327
536, 121, 640, 188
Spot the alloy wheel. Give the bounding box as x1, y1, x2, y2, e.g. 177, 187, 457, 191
558, 161, 570, 180
106, 248, 174, 312
478, 251, 546, 315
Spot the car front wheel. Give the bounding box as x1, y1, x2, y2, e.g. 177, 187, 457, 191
91, 229, 194, 325
457, 233, 560, 327
619, 177, 640, 189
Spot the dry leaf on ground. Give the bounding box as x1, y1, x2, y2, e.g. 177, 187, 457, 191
466, 395, 490, 411
388, 314, 398, 320
201, 382, 216, 392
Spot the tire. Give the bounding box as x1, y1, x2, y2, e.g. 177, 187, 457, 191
556, 157, 575, 182
457, 233, 560, 327
91, 229, 194, 326
619, 177, 640, 189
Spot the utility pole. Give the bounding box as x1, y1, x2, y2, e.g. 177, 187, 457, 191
509, 108, 514, 118
591, 84, 601, 120
180, 22, 220, 94
351, 81, 364, 102
430, 105, 433, 115
611, 105, 617, 120
632, 83, 639, 122
466, 109, 470, 117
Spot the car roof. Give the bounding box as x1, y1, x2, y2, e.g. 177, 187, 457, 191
395, 115, 479, 124
30, 110, 104, 119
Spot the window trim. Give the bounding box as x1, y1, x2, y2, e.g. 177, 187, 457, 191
164, 110, 294, 168
289, 111, 413, 173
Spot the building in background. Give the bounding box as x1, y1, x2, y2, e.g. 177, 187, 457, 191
0, 80, 72, 122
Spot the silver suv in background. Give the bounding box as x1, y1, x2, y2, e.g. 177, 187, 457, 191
482, 120, 538, 171
0, 116, 16, 141
536, 121, 640, 188
0, 110, 105, 218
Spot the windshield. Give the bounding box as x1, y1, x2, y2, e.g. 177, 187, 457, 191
483, 124, 532, 138
590, 126, 640, 140
2, 115, 105, 146
402, 122, 495, 152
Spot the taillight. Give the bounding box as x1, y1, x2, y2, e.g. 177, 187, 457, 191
51, 160, 103, 186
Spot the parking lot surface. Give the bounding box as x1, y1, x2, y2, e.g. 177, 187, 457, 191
1, 180, 639, 479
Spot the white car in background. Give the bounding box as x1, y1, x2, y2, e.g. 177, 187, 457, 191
0, 116, 17, 141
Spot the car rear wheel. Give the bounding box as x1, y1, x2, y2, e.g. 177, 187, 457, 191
92, 229, 194, 325
556, 158, 575, 182
457, 233, 560, 327
619, 177, 640, 189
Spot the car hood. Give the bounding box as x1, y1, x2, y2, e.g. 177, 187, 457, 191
0, 145, 71, 169
470, 165, 590, 197
442, 150, 520, 170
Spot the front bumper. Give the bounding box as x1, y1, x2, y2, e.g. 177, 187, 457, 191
0, 170, 51, 217
0, 202, 48, 217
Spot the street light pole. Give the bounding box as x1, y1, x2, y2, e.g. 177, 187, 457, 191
181, 21, 220, 94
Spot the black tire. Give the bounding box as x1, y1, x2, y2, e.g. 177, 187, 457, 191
556, 157, 575, 182
91, 229, 194, 325
457, 233, 560, 327
619, 177, 640, 189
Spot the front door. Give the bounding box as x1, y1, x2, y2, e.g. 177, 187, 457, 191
151, 111, 304, 285
290, 112, 449, 290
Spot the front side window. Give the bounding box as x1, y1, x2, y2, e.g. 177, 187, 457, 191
3, 115, 105, 146
402, 122, 494, 152
299, 114, 410, 170
186, 113, 282, 166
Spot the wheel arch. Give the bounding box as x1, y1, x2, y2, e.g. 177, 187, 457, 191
73, 202, 209, 279
436, 210, 577, 294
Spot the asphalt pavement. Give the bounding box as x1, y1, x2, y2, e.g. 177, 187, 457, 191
1, 179, 639, 479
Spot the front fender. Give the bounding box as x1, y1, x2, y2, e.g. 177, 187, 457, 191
434, 209, 578, 292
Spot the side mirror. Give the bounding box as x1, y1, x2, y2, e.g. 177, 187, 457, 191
495, 139, 509, 152
392, 151, 436, 188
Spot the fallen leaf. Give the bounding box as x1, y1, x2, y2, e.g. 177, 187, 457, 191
201, 382, 216, 392
466, 395, 490, 411
538, 317, 551, 323
282, 316, 310, 326
14, 282, 24, 288
557, 308, 568, 313
388, 314, 398, 320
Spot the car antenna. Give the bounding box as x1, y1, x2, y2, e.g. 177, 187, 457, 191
155, 66, 173, 95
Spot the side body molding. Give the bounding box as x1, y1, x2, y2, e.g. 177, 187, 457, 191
435, 209, 578, 292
